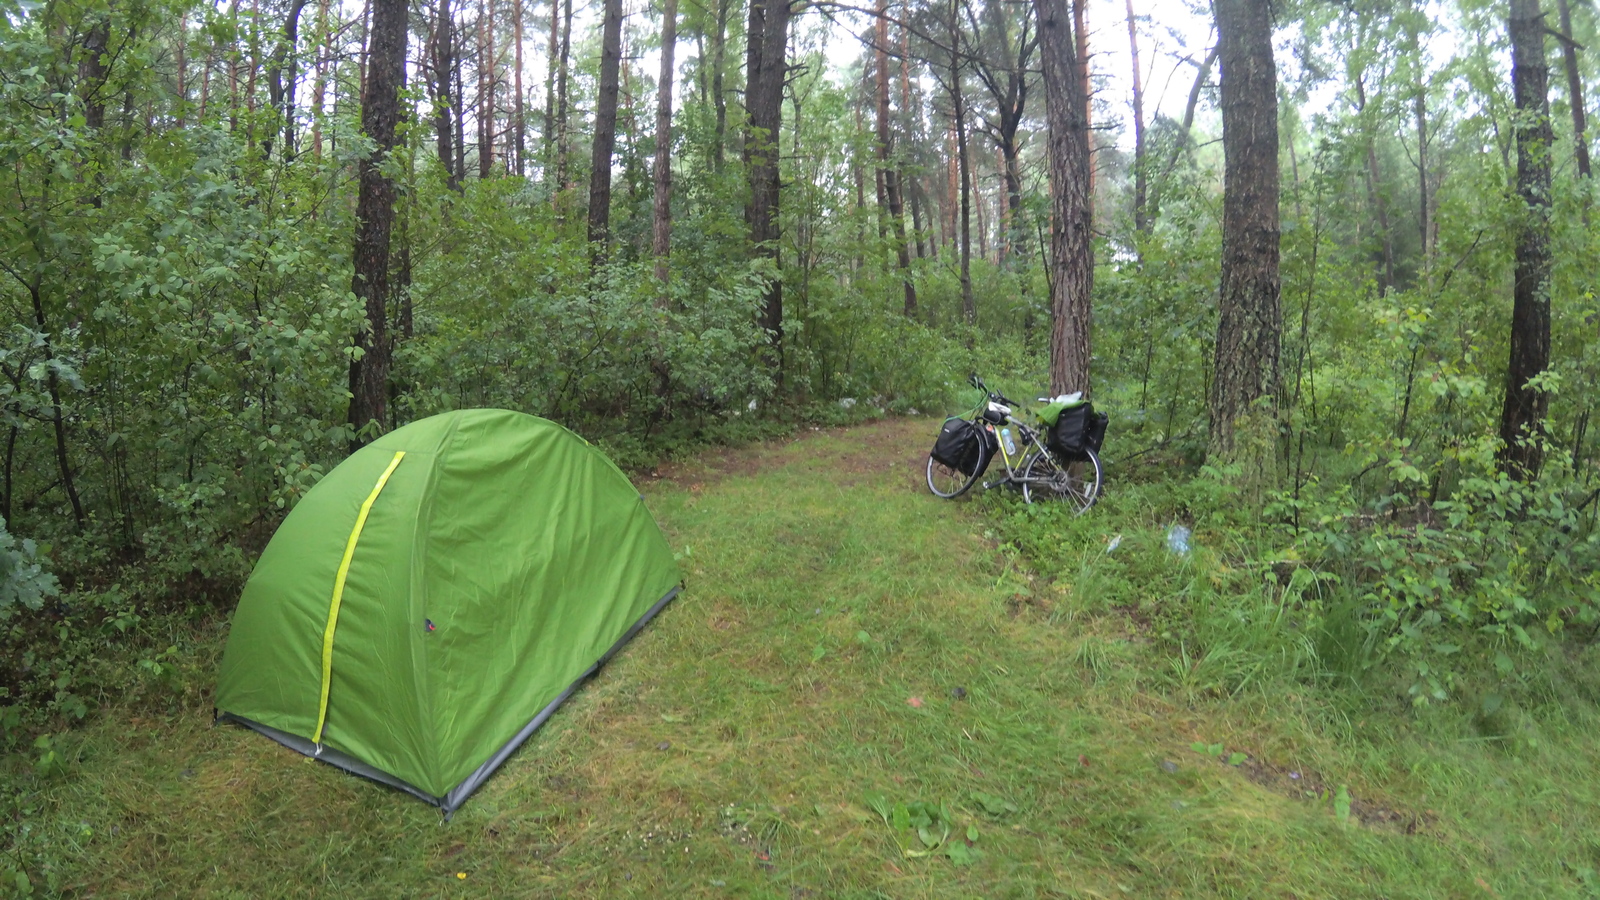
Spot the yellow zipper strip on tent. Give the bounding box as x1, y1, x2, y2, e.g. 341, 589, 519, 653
313, 450, 406, 745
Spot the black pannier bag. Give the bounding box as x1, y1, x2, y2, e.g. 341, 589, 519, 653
931, 418, 997, 476
1048, 403, 1108, 461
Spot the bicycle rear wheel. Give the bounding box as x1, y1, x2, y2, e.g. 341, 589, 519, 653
1021, 448, 1102, 512
926, 441, 988, 498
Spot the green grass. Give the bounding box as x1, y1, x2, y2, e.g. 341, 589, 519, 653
16, 418, 1600, 897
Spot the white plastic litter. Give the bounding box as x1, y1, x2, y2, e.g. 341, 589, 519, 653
1166, 525, 1192, 556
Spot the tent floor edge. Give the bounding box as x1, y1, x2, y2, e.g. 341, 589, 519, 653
215, 713, 446, 808
217, 585, 683, 818
440, 584, 683, 815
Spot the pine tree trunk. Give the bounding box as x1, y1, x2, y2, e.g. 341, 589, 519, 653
588, 0, 623, 245
347, 0, 409, 442
478, 0, 494, 178
1556, 0, 1591, 188
875, 0, 915, 315
1035, 0, 1093, 394
652, 0, 679, 285
176, 16, 188, 127
1125, 0, 1147, 234
543, 0, 558, 177
310, 0, 330, 153
745, 0, 791, 364
1499, 0, 1554, 478
1207, 0, 1281, 454
1072, 0, 1092, 202
513, 0, 524, 175
435, 0, 460, 188
711, 0, 728, 171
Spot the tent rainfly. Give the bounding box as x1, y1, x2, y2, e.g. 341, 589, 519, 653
216, 409, 682, 815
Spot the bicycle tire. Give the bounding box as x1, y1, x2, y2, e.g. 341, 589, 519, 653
926, 434, 988, 498
1021, 447, 1102, 512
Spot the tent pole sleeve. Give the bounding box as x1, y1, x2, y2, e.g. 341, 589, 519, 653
313, 450, 406, 745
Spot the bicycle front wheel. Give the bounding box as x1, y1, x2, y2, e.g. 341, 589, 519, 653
926, 443, 987, 498
1021, 447, 1102, 512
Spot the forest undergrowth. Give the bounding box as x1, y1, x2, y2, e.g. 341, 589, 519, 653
8, 417, 1600, 898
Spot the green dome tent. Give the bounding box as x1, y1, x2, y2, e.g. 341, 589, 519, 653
216, 409, 681, 815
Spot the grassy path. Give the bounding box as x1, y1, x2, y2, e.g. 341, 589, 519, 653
39, 418, 1570, 897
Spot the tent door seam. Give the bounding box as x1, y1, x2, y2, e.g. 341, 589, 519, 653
313, 450, 406, 746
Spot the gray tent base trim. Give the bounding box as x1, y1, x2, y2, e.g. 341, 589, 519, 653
218, 585, 681, 817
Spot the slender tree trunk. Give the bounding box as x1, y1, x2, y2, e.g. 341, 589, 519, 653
454, 37, 468, 184
435, 0, 460, 187
1208, 0, 1281, 455
1036, 0, 1093, 393
80, 15, 109, 129
1354, 75, 1396, 294
1407, 13, 1430, 268
1556, 0, 1591, 202
266, 0, 309, 156
544, 0, 558, 174
745, 0, 791, 365
346, 0, 409, 442
588, 0, 623, 245
1150, 44, 1216, 221
946, 116, 959, 262
29, 281, 84, 530
910, 178, 926, 259
555, 0, 572, 188
1500, 0, 1555, 478
876, 0, 916, 315
513, 0, 524, 175
652, 0, 679, 285
310, 0, 330, 153
478, 0, 494, 178
1126, 0, 1147, 234
974, 168, 989, 261
176, 16, 188, 127
711, 0, 729, 171
956, 85, 975, 326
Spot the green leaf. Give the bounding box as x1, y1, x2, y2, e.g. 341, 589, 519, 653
1227, 752, 1246, 766
966, 824, 980, 842
945, 840, 979, 866
1190, 741, 1206, 753
810, 644, 826, 663
891, 803, 911, 832
862, 791, 890, 824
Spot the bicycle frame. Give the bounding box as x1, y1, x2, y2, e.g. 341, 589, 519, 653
977, 414, 1052, 491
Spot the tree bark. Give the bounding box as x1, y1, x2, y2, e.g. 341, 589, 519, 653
875, 0, 915, 315
346, 0, 408, 443
478, 0, 494, 178
587, 0, 623, 245
435, 0, 461, 188
1556, 0, 1591, 182
711, 0, 729, 171
513, 0, 525, 175
745, 0, 791, 362
653, 0, 679, 284
310, 0, 331, 153
1035, 0, 1093, 394
543, 0, 558, 177
1499, 0, 1554, 479
1208, 0, 1281, 454
1072, 0, 1092, 201
1125, 0, 1147, 234
79, 15, 110, 129
266, 0, 309, 156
